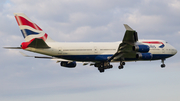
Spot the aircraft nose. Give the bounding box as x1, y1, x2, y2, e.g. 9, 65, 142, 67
174, 49, 177, 55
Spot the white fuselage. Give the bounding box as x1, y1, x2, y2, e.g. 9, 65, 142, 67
24, 39, 177, 62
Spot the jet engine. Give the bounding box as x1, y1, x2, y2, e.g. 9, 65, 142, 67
133, 45, 150, 53
136, 53, 153, 60
60, 61, 76, 68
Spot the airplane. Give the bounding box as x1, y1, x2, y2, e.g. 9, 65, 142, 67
4, 13, 177, 73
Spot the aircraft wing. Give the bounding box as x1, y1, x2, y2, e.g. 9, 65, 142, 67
123, 24, 138, 44
108, 24, 138, 61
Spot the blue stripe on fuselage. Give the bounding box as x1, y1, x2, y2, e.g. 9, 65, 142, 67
55, 54, 174, 62
56, 55, 113, 61
152, 54, 173, 60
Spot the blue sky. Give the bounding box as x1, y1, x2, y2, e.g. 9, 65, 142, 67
0, 0, 180, 101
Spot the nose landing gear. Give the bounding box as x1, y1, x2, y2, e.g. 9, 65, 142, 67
161, 59, 166, 68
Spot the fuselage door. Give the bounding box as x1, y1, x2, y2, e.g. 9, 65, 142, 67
162, 48, 165, 53
58, 47, 62, 54
94, 46, 98, 53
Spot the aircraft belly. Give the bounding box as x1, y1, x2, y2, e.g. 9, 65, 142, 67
151, 54, 174, 60
56, 54, 113, 62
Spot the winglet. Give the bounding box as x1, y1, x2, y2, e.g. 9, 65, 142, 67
124, 24, 134, 31
122, 24, 138, 43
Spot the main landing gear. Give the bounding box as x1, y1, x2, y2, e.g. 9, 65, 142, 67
118, 61, 125, 69
95, 62, 113, 73
161, 59, 166, 68
95, 61, 125, 73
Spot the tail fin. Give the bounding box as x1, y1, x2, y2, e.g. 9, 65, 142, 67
14, 13, 54, 42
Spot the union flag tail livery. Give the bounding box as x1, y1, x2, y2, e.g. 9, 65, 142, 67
14, 13, 54, 42
4, 13, 177, 73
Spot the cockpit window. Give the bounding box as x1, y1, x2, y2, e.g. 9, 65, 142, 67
166, 42, 168, 43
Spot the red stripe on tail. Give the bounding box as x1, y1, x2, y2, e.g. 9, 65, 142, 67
15, 16, 42, 31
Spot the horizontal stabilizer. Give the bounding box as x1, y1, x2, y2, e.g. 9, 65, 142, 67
3, 47, 21, 49
19, 51, 53, 59
28, 38, 50, 49
34, 56, 53, 59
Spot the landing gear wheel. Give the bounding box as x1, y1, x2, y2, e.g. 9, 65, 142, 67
121, 62, 125, 65
118, 65, 124, 69
109, 65, 113, 68
118, 61, 125, 69
98, 67, 105, 73
161, 64, 165, 68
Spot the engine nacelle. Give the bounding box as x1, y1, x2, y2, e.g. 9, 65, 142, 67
136, 53, 153, 60
60, 61, 76, 68
133, 45, 150, 53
